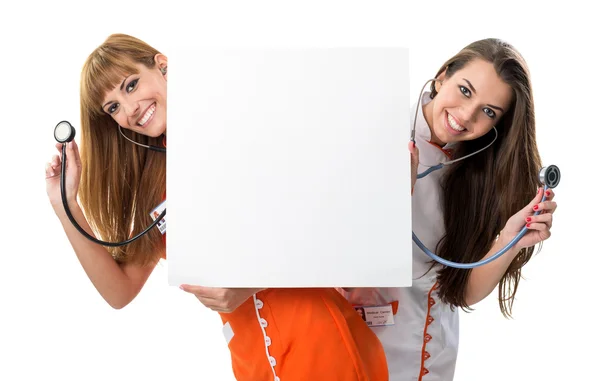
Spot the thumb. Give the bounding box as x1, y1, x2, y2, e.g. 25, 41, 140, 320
66, 142, 79, 171
71, 140, 82, 169
408, 141, 419, 162
408, 141, 416, 154
180, 284, 209, 295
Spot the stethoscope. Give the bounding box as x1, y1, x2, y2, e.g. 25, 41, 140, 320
55, 81, 561, 262
410, 79, 561, 269
53, 120, 166, 247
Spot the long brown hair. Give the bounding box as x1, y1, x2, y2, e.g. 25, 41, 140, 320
428, 38, 542, 317
78, 34, 166, 266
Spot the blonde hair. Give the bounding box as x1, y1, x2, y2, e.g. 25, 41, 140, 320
78, 34, 166, 265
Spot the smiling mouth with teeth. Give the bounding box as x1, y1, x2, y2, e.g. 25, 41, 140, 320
137, 103, 156, 127
447, 112, 466, 132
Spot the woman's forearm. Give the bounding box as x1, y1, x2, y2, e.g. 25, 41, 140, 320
52, 201, 155, 309
464, 233, 521, 306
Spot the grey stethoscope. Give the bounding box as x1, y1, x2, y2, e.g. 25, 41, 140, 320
53, 120, 166, 247
410, 79, 561, 269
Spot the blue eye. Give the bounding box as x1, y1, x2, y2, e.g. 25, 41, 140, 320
459, 85, 471, 97
483, 107, 496, 119
108, 103, 119, 114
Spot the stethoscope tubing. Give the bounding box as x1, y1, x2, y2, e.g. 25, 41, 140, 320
410, 79, 556, 268
59, 142, 166, 247
412, 184, 550, 269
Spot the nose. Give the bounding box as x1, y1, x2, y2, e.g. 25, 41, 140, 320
122, 100, 140, 118
459, 102, 479, 124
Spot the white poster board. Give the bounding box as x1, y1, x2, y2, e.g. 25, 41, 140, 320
166, 47, 412, 288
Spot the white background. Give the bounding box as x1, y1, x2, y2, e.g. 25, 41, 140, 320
167, 47, 413, 288
1, 1, 596, 380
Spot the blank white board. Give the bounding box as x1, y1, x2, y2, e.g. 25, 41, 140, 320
166, 47, 412, 287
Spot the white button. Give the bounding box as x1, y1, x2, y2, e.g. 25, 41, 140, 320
269, 356, 277, 366
260, 318, 268, 328
255, 299, 264, 309
265, 336, 271, 346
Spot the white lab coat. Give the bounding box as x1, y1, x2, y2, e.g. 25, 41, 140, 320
339, 90, 460, 381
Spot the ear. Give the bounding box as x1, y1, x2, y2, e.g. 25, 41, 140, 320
433, 69, 446, 93
155, 53, 168, 79
434, 67, 447, 92
436, 67, 447, 82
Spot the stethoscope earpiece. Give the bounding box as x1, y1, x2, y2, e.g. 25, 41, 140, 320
54, 121, 76, 144
539, 165, 561, 189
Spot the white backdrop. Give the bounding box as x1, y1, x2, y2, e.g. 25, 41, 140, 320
1, 1, 596, 380
166, 47, 413, 288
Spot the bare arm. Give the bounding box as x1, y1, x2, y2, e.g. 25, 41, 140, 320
465, 189, 557, 306
53, 200, 159, 309
464, 233, 520, 306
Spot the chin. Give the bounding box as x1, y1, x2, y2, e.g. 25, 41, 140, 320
138, 123, 166, 138
149, 128, 166, 138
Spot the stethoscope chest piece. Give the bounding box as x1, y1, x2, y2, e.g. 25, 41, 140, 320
54, 121, 76, 144
539, 165, 560, 189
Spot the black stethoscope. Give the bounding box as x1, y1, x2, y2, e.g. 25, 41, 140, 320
54, 120, 166, 247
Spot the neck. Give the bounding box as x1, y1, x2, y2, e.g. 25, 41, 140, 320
423, 100, 445, 147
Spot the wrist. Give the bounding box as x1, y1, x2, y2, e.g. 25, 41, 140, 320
51, 197, 79, 215
497, 230, 522, 255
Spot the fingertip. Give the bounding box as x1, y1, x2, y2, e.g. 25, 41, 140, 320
537, 187, 544, 200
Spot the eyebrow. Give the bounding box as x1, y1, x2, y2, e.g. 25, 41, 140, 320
101, 75, 131, 110
120, 75, 130, 91
462, 78, 505, 113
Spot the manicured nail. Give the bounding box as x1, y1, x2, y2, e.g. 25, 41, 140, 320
526, 223, 531, 228
545, 190, 550, 196
526, 217, 531, 222
533, 205, 538, 210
